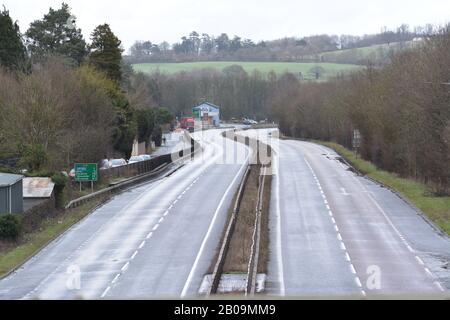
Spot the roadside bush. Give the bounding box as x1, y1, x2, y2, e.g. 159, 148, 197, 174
51, 172, 69, 208
0, 214, 21, 241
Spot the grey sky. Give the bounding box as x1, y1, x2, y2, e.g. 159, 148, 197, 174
3, 0, 450, 53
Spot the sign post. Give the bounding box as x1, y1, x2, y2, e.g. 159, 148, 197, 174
74, 163, 98, 193
352, 129, 362, 158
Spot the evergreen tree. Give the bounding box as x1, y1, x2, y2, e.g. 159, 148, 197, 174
0, 7, 27, 70
89, 24, 123, 83
25, 3, 87, 64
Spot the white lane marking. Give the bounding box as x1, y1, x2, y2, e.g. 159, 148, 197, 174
152, 224, 159, 231
158, 217, 165, 224
163, 211, 169, 217
168, 205, 173, 210
101, 286, 111, 298
146, 232, 153, 239
181, 153, 250, 298
112, 274, 121, 284
273, 152, 286, 296
415, 256, 424, 265
341, 188, 350, 196
139, 241, 146, 249
350, 264, 357, 274
131, 251, 138, 260
424, 268, 433, 277
345, 252, 351, 262
173, 200, 178, 205
305, 156, 364, 296
121, 262, 130, 272
434, 281, 445, 292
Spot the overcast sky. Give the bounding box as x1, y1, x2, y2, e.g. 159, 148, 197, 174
3, 0, 450, 53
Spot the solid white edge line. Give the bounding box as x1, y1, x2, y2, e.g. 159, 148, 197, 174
274, 151, 286, 296
180, 152, 250, 298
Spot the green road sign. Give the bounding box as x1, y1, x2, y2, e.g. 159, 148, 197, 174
193, 108, 200, 119
75, 163, 98, 182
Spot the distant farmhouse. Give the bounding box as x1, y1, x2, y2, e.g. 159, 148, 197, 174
193, 102, 220, 127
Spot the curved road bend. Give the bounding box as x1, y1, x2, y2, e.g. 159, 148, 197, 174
240, 129, 450, 298
0, 129, 249, 299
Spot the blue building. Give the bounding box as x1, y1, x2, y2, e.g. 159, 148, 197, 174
193, 102, 220, 126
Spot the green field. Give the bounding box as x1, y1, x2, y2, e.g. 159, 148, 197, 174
132, 61, 362, 79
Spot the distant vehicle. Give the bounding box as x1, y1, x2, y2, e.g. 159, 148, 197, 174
128, 156, 145, 164
110, 159, 127, 168
180, 117, 195, 132
140, 155, 152, 161
243, 118, 258, 125
99, 159, 111, 170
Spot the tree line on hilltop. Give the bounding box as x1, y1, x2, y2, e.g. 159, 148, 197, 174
127, 24, 434, 65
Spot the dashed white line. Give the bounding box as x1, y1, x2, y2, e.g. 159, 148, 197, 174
146, 232, 153, 239
121, 262, 130, 272
131, 251, 138, 260
424, 268, 433, 277
112, 274, 121, 284
415, 256, 424, 265
305, 156, 366, 297
139, 241, 146, 249
101, 286, 111, 298
158, 217, 165, 224
152, 224, 159, 231
355, 277, 362, 288
434, 281, 445, 292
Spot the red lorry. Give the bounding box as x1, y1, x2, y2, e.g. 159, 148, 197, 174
180, 117, 195, 132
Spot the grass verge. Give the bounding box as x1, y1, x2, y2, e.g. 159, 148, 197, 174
318, 141, 450, 235
0, 198, 106, 277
